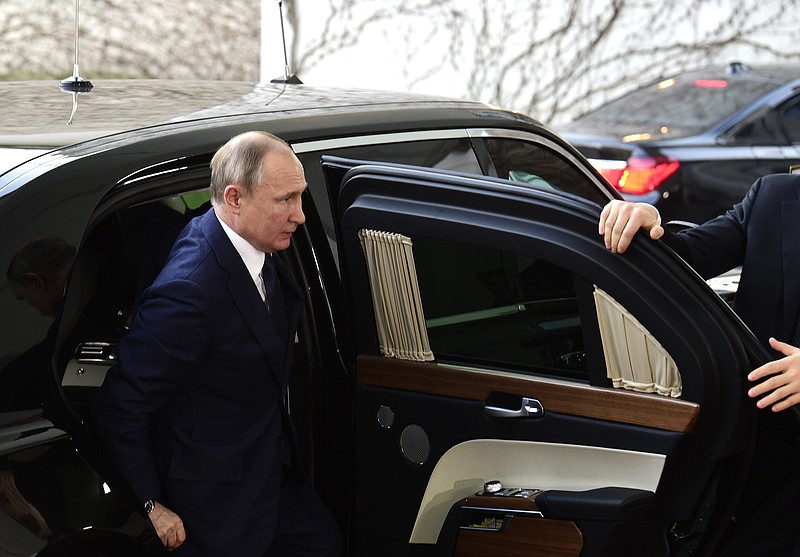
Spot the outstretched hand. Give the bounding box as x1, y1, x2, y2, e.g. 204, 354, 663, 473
748, 337, 800, 412
149, 501, 186, 550
598, 200, 664, 253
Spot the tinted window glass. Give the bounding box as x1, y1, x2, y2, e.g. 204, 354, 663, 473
727, 97, 800, 145
484, 138, 608, 205
570, 76, 780, 137
726, 105, 781, 145
413, 236, 587, 381
779, 98, 800, 143
297, 138, 481, 257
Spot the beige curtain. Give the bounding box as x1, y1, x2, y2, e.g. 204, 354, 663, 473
358, 230, 434, 362
593, 287, 682, 398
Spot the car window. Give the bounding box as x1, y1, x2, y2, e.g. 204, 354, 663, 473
570, 75, 782, 137
297, 138, 481, 259
778, 97, 800, 143
724, 105, 783, 145
482, 138, 609, 205
412, 235, 589, 382
725, 96, 800, 146
356, 222, 681, 394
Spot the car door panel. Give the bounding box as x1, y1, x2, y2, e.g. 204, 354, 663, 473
413, 440, 663, 544
355, 356, 681, 555
329, 160, 755, 556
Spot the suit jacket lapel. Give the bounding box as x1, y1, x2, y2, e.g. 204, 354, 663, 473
200, 210, 290, 385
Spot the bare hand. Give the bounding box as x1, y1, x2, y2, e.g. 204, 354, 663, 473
748, 337, 800, 412
598, 200, 664, 254
149, 501, 186, 550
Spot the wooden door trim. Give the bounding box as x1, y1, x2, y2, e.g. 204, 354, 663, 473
358, 355, 699, 432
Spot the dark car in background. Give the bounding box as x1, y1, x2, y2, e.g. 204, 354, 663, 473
0, 79, 797, 557
558, 63, 800, 224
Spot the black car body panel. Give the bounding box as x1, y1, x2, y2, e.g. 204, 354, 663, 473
0, 79, 796, 556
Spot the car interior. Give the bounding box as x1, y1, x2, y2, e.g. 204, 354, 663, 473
57, 190, 214, 413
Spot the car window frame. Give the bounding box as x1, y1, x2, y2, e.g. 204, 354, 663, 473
293, 127, 615, 266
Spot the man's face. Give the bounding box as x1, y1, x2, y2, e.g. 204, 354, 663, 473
9, 275, 61, 317
235, 149, 307, 253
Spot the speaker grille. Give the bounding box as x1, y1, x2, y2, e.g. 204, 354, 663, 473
399, 424, 430, 465
377, 405, 395, 429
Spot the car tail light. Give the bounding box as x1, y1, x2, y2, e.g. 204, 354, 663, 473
593, 156, 680, 195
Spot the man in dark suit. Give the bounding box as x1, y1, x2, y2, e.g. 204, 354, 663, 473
598, 172, 800, 555
92, 131, 341, 556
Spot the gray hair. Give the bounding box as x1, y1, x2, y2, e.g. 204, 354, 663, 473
209, 131, 292, 205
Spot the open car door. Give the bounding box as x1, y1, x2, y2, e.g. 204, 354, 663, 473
323, 158, 768, 557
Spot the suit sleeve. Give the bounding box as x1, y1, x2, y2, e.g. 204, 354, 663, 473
91, 278, 212, 504
660, 178, 762, 279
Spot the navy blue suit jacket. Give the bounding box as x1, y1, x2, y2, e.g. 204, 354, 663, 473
92, 208, 304, 555
663, 173, 800, 349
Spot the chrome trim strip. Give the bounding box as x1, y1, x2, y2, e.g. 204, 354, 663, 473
291, 129, 470, 153
459, 506, 544, 519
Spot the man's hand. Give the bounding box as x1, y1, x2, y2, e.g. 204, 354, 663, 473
149, 501, 186, 550
748, 337, 800, 412
598, 200, 664, 254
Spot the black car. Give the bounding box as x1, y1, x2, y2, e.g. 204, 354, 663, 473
558, 62, 800, 224
0, 79, 796, 557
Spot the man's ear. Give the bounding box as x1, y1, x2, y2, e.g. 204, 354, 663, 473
222, 184, 244, 212
21, 272, 46, 290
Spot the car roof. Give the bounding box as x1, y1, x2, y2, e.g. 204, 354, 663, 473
0, 78, 555, 198
0, 79, 543, 179
2, 79, 491, 149
672, 62, 800, 82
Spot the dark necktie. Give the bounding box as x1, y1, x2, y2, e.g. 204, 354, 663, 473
262, 254, 278, 313
262, 254, 287, 341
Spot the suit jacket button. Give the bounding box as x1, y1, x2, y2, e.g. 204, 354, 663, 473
276, 435, 286, 446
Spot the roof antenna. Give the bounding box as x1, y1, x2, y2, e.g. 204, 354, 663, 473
270, 1, 302, 84
59, 0, 93, 125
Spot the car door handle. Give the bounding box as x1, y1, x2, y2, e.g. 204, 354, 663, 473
484, 397, 544, 418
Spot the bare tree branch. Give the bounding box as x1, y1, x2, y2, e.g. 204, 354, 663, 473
1, 0, 798, 124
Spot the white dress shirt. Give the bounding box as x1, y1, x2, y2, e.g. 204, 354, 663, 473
215, 211, 268, 302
